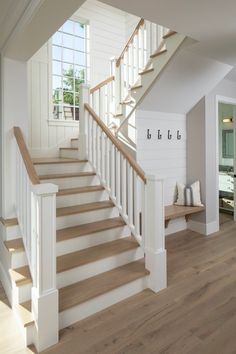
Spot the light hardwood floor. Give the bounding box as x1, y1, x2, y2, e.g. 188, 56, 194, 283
1, 213, 236, 353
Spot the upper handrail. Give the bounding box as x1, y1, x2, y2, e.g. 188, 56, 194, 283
116, 18, 145, 67
14, 127, 40, 185
84, 103, 146, 183
90, 76, 115, 94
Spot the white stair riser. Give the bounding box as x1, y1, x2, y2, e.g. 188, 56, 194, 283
60, 149, 78, 159
35, 162, 91, 175
13, 309, 35, 348
13, 283, 32, 303
56, 190, 108, 208
11, 251, 28, 268
5, 225, 21, 240
57, 247, 144, 288
56, 207, 119, 229
56, 225, 131, 256
59, 276, 148, 330
71, 140, 79, 148
41, 175, 99, 189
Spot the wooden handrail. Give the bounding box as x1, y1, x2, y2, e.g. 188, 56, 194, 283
116, 18, 145, 67
14, 127, 40, 185
90, 76, 115, 94
84, 104, 146, 183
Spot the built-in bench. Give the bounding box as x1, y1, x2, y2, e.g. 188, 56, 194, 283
165, 205, 205, 228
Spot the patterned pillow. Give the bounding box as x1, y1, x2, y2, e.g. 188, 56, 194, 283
175, 181, 204, 207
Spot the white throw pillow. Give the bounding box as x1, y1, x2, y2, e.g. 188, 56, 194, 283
175, 181, 204, 207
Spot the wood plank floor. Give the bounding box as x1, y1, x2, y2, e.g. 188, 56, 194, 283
1, 213, 236, 353
43, 213, 236, 354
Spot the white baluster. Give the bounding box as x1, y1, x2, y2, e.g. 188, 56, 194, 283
133, 172, 140, 237
122, 157, 127, 216
106, 138, 110, 191
110, 144, 115, 199
101, 132, 105, 184
140, 25, 144, 69
116, 150, 121, 208
128, 164, 133, 226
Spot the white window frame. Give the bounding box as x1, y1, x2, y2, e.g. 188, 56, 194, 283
48, 16, 90, 126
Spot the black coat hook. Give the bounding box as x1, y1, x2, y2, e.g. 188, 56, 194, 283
177, 130, 181, 140
157, 129, 162, 140
147, 129, 151, 140
168, 130, 172, 140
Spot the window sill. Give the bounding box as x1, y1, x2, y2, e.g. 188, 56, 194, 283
48, 119, 79, 127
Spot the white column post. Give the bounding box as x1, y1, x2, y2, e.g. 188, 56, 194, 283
31, 183, 59, 352
144, 175, 167, 293
78, 84, 90, 160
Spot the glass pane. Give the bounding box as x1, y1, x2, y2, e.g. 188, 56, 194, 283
74, 37, 85, 52
53, 89, 62, 104
63, 76, 74, 91
63, 91, 74, 106
53, 75, 62, 90
63, 48, 74, 63
63, 63, 73, 76
53, 105, 62, 119
74, 51, 85, 66
63, 106, 74, 120
63, 20, 74, 35
52, 46, 62, 60
75, 65, 85, 80
75, 107, 79, 121
52, 61, 62, 75
52, 32, 62, 45
74, 22, 85, 37
63, 33, 74, 49
75, 93, 79, 106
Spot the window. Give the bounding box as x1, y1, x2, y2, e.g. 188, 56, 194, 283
52, 19, 90, 120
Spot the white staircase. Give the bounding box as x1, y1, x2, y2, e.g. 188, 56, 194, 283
2, 121, 166, 352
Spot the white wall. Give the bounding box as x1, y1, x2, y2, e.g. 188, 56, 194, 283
28, 0, 138, 157
136, 109, 187, 235
187, 78, 236, 235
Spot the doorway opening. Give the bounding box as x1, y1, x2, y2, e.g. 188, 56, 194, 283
218, 101, 236, 223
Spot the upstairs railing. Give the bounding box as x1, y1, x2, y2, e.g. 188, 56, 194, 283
112, 19, 169, 111
79, 84, 167, 293
89, 18, 169, 132
14, 127, 58, 351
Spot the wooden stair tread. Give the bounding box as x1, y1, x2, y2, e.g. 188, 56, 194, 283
56, 201, 114, 217
59, 259, 149, 312
150, 48, 167, 59
59, 147, 78, 151
33, 158, 87, 165
0, 217, 18, 227
57, 236, 138, 273
9, 266, 31, 286
57, 217, 126, 242
16, 301, 34, 327
57, 185, 104, 196
139, 68, 154, 75
39, 171, 96, 180
130, 84, 142, 91
4, 238, 24, 253
71, 138, 78, 141
163, 30, 177, 39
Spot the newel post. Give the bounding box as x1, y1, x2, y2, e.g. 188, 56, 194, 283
78, 83, 90, 160
144, 175, 167, 292
31, 183, 59, 352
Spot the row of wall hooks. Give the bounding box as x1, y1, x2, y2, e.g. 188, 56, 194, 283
146, 129, 182, 140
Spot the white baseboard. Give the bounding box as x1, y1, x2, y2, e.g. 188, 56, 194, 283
187, 219, 219, 235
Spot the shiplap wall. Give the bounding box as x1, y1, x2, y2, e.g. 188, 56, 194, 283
136, 109, 187, 235
28, 0, 138, 156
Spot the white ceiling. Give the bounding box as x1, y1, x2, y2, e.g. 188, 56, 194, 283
100, 0, 236, 66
